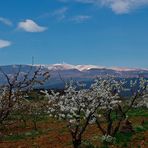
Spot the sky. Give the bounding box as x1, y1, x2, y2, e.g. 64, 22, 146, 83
0, 0, 148, 68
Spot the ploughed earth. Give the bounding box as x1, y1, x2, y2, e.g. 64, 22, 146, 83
0, 116, 147, 148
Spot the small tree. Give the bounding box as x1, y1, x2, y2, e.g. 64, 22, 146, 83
15, 95, 49, 130
131, 78, 148, 109
94, 77, 148, 145
0, 65, 50, 125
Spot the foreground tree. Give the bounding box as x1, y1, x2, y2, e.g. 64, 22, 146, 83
95, 77, 148, 145
45, 76, 147, 147
44, 81, 102, 148
44, 77, 123, 147
0, 65, 50, 124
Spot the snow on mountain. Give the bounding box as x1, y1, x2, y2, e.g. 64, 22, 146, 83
49, 64, 76, 70
39, 64, 148, 72
34, 64, 76, 71
75, 65, 105, 71
0, 64, 147, 88
33, 64, 104, 71
109, 67, 148, 72
1, 63, 148, 72
49, 64, 104, 71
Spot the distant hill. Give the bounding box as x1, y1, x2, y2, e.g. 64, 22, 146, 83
0, 64, 147, 89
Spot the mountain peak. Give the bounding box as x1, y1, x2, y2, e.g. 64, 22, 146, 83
43, 64, 148, 72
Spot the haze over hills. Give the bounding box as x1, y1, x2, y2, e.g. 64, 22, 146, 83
0, 64, 148, 89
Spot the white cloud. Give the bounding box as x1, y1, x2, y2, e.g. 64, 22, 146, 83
37, 7, 68, 21
59, 0, 148, 14
52, 7, 68, 20
108, 1, 130, 14
0, 39, 11, 48
0, 17, 12, 26
70, 15, 91, 23
18, 19, 47, 32
100, 0, 148, 14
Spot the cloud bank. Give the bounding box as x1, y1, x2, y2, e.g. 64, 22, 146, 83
100, 0, 148, 14
70, 15, 91, 23
18, 19, 47, 32
0, 40, 11, 48
59, 0, 148, 14
0, 17, 12, 26
52, 7, 68, 20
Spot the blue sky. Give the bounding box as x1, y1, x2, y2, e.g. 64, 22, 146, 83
0, 0, 148, 68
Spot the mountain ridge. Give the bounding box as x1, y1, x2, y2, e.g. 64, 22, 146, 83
22, 63, 148, 72
1, 63, 148, 72
0, 64, 147, 89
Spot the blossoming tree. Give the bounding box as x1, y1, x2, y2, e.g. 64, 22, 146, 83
0, 65, 50, 124
95, 77, 148, 144
44, 81, 103, 148
45, 76, 147, 147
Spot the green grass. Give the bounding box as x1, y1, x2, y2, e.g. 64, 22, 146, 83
114, 119, 148, 147
0, 130, 39, 141
134, 125, 146, 132
127, 108, 148, 117
1, 107, 147, 147
142, 120, 148, 129
115, 132, 133, 147
134, 120, 148, 133
0, 128, 53, 141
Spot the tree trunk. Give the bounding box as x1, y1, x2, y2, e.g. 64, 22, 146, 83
33, 120, 37, 130
72, 139, 81, 148
20, 115, 27, 128
102, 141, 109, 148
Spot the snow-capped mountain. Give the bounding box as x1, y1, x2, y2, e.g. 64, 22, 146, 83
0, 64, 148, 88
34, 63, 148, 72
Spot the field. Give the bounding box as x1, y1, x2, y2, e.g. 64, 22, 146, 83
0, 73, 147, 148
0, 108, 147, 148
